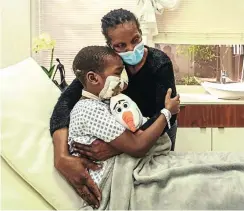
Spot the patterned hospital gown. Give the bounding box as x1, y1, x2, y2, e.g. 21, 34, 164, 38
68, 99, 126, 185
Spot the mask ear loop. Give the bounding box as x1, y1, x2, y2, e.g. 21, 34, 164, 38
112, 82, 122, 97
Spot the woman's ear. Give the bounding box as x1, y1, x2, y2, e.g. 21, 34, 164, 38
86, 71, 99, 85
139, 29, 142, 35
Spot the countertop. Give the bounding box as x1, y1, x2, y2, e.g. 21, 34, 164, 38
177, 85, 244, 105
180, 93, 244, 105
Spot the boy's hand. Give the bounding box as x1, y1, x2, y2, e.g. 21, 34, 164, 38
73, 139, 121, 161
165, 88, 180, 115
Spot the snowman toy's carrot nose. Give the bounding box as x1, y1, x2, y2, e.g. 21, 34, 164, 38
122, 111, 137, 132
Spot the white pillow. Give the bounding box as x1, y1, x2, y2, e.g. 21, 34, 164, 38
0, 58, 84, 210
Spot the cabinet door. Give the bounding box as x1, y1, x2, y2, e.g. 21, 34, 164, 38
178, 105, 212, 127
175, 128, 212, 152
212, 128, 244, 152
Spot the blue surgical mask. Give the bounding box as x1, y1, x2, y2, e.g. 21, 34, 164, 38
118, 41, 144, 65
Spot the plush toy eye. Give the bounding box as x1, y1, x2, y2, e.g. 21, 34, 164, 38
116, 106, 122, 113
123, 102, 129, 108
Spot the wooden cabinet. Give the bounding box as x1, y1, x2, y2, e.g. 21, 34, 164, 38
175, 104, 244, 152
175, 128, 211, 152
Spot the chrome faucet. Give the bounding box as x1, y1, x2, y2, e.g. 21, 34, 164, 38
220, 70, 227, 84
241, 57, 244, 83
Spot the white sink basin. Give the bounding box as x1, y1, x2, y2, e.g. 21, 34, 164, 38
201, 82, 244, 100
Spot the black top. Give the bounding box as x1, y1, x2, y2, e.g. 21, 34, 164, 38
50, 46, 177, 136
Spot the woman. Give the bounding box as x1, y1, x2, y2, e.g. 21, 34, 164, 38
51, 9, 177, 208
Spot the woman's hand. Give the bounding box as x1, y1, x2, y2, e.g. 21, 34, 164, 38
73, 139, 121, 161
55, 154, 102, 208
164, 88, 180, 115
52, 128, 102, 208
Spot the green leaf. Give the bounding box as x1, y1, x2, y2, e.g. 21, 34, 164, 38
48, 65, 55, 78
41, 65, 55, 78
41, 66, 49, 77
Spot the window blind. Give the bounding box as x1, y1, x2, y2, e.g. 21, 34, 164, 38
31, 0, 137, 84
153, 0, 244, 45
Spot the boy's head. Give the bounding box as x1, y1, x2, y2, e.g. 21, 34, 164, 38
73, 46, 125, 96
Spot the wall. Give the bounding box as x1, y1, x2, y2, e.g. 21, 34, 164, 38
0, 0, 31, 69
154, 0, 244, 44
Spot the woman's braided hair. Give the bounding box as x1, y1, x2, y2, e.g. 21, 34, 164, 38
101, 8, 141, 45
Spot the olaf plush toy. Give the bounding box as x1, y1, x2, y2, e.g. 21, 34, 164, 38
110, 94, 148, 132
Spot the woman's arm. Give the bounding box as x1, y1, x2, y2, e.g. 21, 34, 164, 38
72, 139, 121, 161
140, 54, 177, 133
50, 78, 83, 136
50, 79, 104, 207
53, 128, 102, 208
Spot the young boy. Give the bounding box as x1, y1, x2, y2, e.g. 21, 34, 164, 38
68, 46, 180, 185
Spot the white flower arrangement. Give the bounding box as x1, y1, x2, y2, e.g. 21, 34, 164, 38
32, 33, 56, 78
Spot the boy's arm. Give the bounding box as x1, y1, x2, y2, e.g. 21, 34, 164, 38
85, 90, 179, 158
108, 114, 167, 157
86, 108, 167, 158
